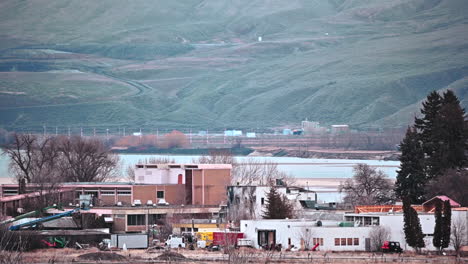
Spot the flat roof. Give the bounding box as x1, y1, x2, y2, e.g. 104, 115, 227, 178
135, 163, 232, 169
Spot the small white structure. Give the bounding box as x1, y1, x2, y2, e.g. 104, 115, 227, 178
225, 130, 243, 137
282, 129, 292, 135
258, 36, 262, 42
331, 125, 349, 134
246, 132, 256, 138
241, 219, 372, 251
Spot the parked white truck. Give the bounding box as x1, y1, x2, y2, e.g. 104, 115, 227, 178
165, 235, 186, 248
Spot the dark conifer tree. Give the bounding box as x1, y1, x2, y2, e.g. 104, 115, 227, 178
395, 127, 426, 203
403, 197, 425, 252
262, 187, 293, 219
414, 91, 443, 180
436, 90, 467, 170
433, 200, 443, 251
441, 200, 451, 249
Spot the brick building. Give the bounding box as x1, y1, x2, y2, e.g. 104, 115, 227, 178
0, 163, 232, 233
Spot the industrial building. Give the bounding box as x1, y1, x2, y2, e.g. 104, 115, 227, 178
0, 163, 232, 233
240, 196, 468, 252
241, 219, 372, 251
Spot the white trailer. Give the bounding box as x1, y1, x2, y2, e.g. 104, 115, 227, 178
111, 234, 148, 249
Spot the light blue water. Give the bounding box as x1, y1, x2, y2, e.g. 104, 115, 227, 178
0, 153, 399, 179
116, 154, 400, 179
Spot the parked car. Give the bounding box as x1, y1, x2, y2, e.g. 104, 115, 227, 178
381, 241, 403, 253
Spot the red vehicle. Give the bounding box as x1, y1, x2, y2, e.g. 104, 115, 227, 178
212, 232, 244, 247
381, 241, 403, 253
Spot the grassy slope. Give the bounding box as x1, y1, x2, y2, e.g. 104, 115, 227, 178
0, 0, 467, 130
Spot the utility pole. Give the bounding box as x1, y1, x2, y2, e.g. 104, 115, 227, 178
189, 128, 192, 144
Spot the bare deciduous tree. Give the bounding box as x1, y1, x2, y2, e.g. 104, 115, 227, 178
195, 150, 294, 187
369, 226, 390, 252
3, 134, 64, 209
233, 158, 295, 186
295, 227, 314, 250
58, 136, 119, 182
339, 164, 394, 206
451, 216, 467, 256
194, 149, 236, 165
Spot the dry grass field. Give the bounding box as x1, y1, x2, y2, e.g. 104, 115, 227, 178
10, 247, 467, 264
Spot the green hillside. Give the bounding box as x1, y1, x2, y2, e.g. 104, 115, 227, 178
0, 0, 467, 131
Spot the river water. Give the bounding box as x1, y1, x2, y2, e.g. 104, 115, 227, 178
0, 153, 399, 179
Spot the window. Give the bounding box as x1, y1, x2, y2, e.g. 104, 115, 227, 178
364, 217, 372, 226
117, 190, 131, 196
101, 191, 115, 196
136, 165, 144, 168
261, 198, 265, 205
147, 165, 158, 169
335, 237, 359, 246
127, 215, 145, 226
115, 214, 125, 218
157, 191, 164, 199
313, 238, 324, 246
3, 189, 18, 196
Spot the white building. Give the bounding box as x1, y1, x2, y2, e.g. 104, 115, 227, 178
241, 219, 372, 251
240, 196, 468, 252
227, 185, 318, 220
134, 163, 232, 184
345, 208, 468, 252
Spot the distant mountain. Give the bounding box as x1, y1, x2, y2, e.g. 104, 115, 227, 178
0, 0, 467, 131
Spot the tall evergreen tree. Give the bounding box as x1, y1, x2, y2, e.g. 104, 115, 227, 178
432, 200, 443, 252
414, 91, 443, 180
441, 200, 451, 249
398, 90, 467, 201
403, 197, 425, 252
433, 199, 452, 253
436, 90, 467, 170
395, 127, 426, 203
262, 187, 293, 219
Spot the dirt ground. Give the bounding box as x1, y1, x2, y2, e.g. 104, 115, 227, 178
16, 247, 467, 263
